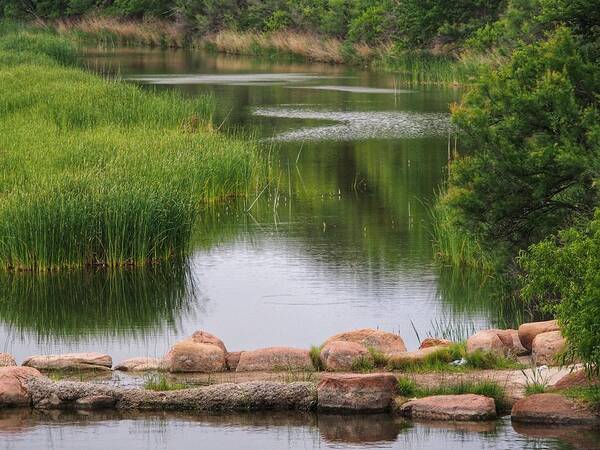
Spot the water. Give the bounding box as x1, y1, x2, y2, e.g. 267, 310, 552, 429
0, 410, 595, 450
0, 48, 515, 363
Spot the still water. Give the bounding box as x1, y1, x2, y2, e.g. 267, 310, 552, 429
0, 48, 514, 363
0, 410, 596, 450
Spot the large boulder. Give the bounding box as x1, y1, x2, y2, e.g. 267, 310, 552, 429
114, 357, 166, 372
320, 341, 371, 371
22, 353, 112, 371
466, 329, 514, 356
236, 347, 313, 372
0, 366, 43, 407
518, 320, 559, 351
389, 345, 449, 366
0, 353, 16, 367
532, 331, 566, 366
323, 329, 406, 357
399, 394, 496, 421
512, 393, 598, 425
165, 340, 226, 373
317, 373, 397, 412
191, 330, 227, 354
419, 338, 452, 350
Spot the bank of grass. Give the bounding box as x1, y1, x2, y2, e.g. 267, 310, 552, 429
397, 377, 508, 411
388, 344, 523, 373
0, 27, 264, 271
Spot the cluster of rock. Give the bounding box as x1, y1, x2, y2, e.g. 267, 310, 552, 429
0, 321, 567, 378
466, 320, 566, 365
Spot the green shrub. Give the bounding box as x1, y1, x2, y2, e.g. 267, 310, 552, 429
397, 377, 417, 397
521, 214, 600, 375
309, 345, 324, 371
465, 350, 522, 370
351, 355, 375, 373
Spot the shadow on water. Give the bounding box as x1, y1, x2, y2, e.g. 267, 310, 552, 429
0, 409, 596, 449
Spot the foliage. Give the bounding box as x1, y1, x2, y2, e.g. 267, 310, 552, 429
464, 349, 522, 370
440, 28, 600, 261
309, 345, 324, 371
520, 214, 600, 374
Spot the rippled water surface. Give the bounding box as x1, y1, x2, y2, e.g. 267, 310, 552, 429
0, 48, 518, 363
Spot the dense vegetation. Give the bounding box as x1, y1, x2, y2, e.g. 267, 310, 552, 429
0, 24, 263, 271
433, 1, 600, 373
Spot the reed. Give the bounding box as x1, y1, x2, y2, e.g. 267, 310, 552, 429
54, 16, 186, 48
0, 27, 265, 271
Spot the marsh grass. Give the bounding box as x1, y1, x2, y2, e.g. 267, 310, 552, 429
351, 355, 376, 373
396, 377, 507, 410
143, 374, 187, 391
522, 366, 550, 395
0, 27, 264, 271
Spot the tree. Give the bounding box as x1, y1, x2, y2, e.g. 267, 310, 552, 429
442, 27, 600, 254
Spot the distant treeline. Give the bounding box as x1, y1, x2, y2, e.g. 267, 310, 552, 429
0, 0, 508, 51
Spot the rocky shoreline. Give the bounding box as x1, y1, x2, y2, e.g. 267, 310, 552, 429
0, 321, 598, 428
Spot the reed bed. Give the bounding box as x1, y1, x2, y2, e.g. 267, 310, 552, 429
204, 30, 355, 64
0, 28, 264, 271
54, 16, 186, 48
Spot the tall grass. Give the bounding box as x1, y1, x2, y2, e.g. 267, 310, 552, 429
430, 189, 496, 273
0, 27, 264, 271
55, 16, 186, 48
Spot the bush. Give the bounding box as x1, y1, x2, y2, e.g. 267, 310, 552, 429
520, 213, 600, 375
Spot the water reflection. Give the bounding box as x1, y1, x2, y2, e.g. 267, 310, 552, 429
0, 410, 591, 450
0, 48, 523, 362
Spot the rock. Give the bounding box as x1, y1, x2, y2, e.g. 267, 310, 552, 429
0, 353, 16, 367
317, 373, 397, 412
518, 320, 559, 351
164, 340, 226, 373
389, 345, 450, 366
512, 393, 598, 425
236, 347, 313, 372
22, 353, 112, 371
466, 329, 514, 356
419, 338, 452, 349
0, 366, 43, 407
507, 329, 529, 356
553, 369, 600, 390
319, 341, 371, 371
114, 357, 166, 372
226, 351, 242, 371
191, 330, 227, 354
399, 394, 496, 421
74, 395, 116, 410
323, 329, 406, 357
27, 377, 317, 412
532, 331, 566, 366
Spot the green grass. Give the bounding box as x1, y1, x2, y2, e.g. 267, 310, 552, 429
0, 26, 264, 271
143, 374, 187, 391
388, 344, 523, 372
309, 345, 324, 371
367, 347, 389, 367
351, 355, 376, 373
397, 377, 508, 411
562, 386, 600, 412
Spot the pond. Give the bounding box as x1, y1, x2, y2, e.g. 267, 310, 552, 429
0, 48, 518, 363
